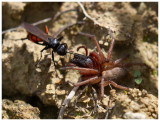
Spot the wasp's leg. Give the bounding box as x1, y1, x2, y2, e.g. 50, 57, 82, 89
51, 50, 57, 67
45, 25, 48, 34
35, 46, 50, 67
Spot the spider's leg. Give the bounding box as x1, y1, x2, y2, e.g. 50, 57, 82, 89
107, 28, 115, 62
64, 63, 77, 67
114, 54, 130, 65
60, 67, 99, 75
77, 45, 88, 56
104, 80, 129, 90
90, 52, 101, 68
75, 76, 100, 86
116, 62, 149, 69
100, 78, 105, 98
79, 32, 105, 63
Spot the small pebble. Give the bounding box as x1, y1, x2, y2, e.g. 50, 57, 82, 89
138, 2, 147, 14
56, 89, 65, 95
99, 40, 104, 45
35, 68, 42, 72
123, 112, 146, 119
142, 89, 148, 96
104, 42, 109, 46
152, 113, 157, 119
137, 91, 142, 97
110, 89, 116, 97
102, 96, 109, 106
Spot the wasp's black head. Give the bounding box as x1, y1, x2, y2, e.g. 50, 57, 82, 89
57, 43, 68, 55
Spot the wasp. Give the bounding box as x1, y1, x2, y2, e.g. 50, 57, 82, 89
21, 22, 83, 66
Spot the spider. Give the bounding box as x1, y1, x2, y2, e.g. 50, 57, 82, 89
60, 32, 148, 98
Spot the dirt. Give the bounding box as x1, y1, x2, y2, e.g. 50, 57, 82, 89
2, 2, 158, 119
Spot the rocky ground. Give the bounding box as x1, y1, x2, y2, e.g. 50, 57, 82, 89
2, 2, 158, 119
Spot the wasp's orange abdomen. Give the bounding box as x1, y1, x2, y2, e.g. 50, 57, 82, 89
28, 33, 42, 43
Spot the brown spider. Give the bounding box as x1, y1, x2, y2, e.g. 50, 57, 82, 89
60, 32, 148, 98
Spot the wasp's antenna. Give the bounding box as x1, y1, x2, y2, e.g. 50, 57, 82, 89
67, 51, 74, 54
66, 51, 74, 61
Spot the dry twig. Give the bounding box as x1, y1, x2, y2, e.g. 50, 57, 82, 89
77, 2, 111, 30
58, 78, 82, 119
74, 85, 88, 106
91, 86, 99, 118
105, 94, 115, 119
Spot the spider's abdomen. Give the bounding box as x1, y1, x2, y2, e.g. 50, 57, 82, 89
102, 67, 128, 80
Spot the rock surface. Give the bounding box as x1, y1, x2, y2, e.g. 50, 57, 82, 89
2, 99, 40, 119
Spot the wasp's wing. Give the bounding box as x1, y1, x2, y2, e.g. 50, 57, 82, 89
21, 22, 53, 43
53, 21, 85, 38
